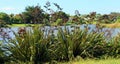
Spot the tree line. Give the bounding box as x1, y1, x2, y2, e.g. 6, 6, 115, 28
1, 2, 120, 26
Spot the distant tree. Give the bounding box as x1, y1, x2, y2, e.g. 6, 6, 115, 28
13, 14, 23, 24
0, 19, 7, 27
72, 15, 81, 24
72, 10, 83, 24
44, 1, 69, 24
42, 13, 50, 25
109, 12, 119, 22
0, 12, 10, 24
99, 14, 110, 23
89, 12, 96, 20
87, 12, 97, 23
9, 14, 14, 24
21, 5, 45, 24
50, 11, 69, 23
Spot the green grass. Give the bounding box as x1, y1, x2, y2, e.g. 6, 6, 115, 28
59, 58, 120, 64
6, 58, 120, 64
8, 24, 42, 27
7, 23, 120, 28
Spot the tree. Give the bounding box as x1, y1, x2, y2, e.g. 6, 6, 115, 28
9, 14, 14, 24
0, 20, 7, 27
13, 14, 23, 24
50, 11, 69, 23
88, 12, 96, 23
72, 15, 81, 24
72, 10, 83, 24
0, 12, 10, 24
21, 5, 45, 24
44, 1, 69, 24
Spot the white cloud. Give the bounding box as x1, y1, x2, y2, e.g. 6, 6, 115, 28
0, 7, 16, 10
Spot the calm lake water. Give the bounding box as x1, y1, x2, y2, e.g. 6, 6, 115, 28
0, 24, 120, 40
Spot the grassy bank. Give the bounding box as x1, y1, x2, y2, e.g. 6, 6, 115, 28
102, 23, 120, 28
6, 58, 120, 64
7, 23, 120, 28
8, 24, 42, 27
60, 58, 120, 64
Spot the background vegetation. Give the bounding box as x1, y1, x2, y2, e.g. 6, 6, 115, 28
1, 1, 120, 64
1, 1, 120, 27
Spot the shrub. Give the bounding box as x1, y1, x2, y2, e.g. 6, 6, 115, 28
0, 20, 7, 27
56, 19, 63, 26
3, 27, 55, 63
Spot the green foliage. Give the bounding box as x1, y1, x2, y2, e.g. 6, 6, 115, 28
0, 20, 7, 27
2, 27, 54, 63
1, 26, 120, 63
56, 26, 105, 60
106, 34, 120, 58
56, 19, 62, 25
1, 2, 120, 25
21, 5, 45, 24
51, 11, 69, 23
0, 12, 10, 24
0, 42, 5, 64
13, 14, 23, 24
61, 58, 120, 64
115, 16, 120, 23
43, 19, 50, 26
65, 21, 72, 25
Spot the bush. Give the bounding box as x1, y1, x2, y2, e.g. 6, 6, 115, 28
56, 19, 63, 26
2, 27, 55, 63
0, 20, 7, 27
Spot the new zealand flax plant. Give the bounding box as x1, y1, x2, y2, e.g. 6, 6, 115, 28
2, 27, 56, 64
69, 26, 106, 58
2, 25, 119, 63
106, 33, 120, 58
55, 26, 106, 61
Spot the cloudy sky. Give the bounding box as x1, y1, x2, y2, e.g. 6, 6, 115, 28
0, 0, 120, 15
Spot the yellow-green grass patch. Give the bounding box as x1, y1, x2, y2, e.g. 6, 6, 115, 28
59, 58, 120, 64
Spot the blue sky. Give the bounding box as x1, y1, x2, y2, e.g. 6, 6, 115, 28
0, 0, 120, 15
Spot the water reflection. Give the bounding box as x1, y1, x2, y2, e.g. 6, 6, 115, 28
0, 24, 120, 41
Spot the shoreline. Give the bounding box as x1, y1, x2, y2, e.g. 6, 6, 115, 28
7, 23, 120, 28
102, 23, 120, 28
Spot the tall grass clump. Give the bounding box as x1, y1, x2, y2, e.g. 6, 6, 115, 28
2, 27, 56, 64
106, 33, 120, 58
1, 25, 120, 63
56, 26, 106, 60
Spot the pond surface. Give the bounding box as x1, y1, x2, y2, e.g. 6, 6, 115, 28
0, 24, 120, 40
